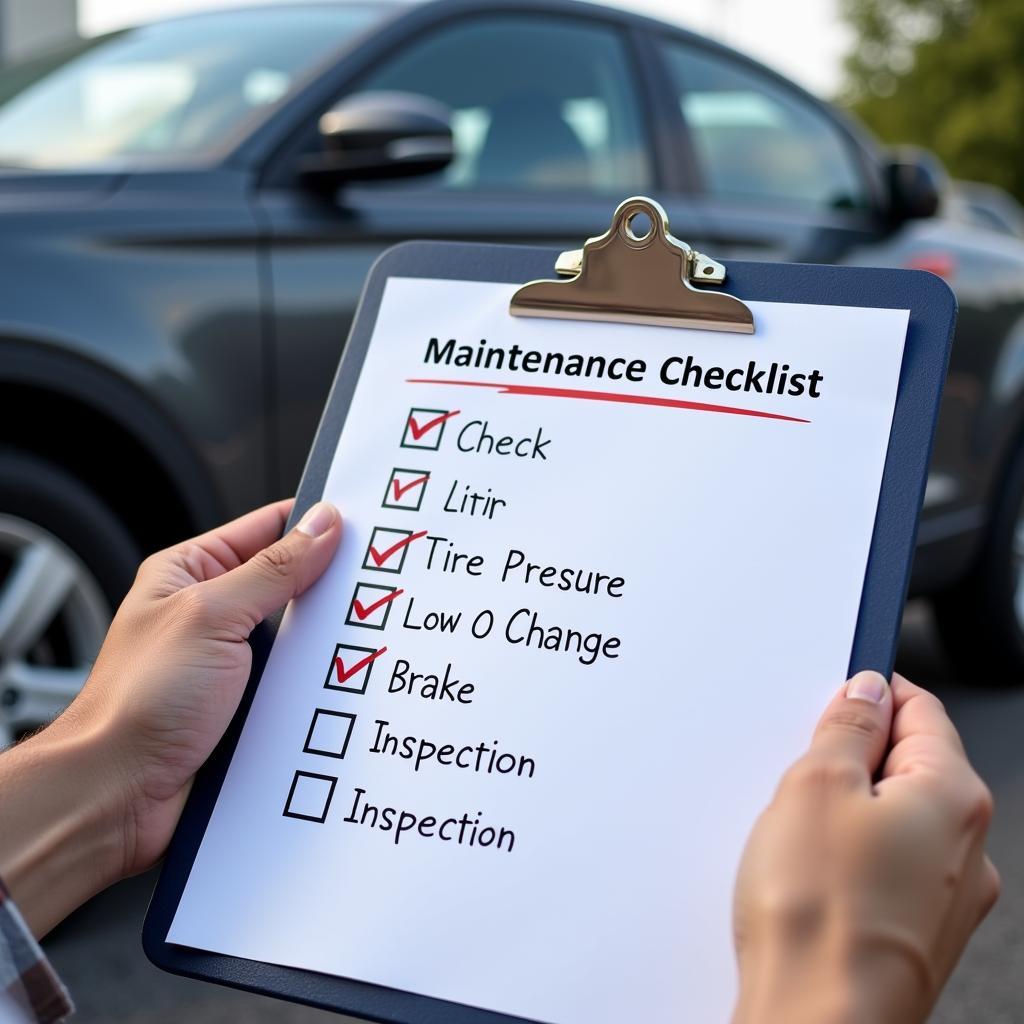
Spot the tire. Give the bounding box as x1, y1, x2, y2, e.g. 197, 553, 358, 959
933, 439, 1024, 684
0, 450, 139, 744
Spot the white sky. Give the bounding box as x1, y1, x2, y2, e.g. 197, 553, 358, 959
78, 0, 850, 98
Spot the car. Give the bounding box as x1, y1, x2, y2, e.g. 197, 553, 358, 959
2, 0, 1024, 745
949, 180, 1024, 239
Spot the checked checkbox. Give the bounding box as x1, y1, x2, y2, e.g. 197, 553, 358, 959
363, 526, 427, 574
283, 770, 337, 823
383, 467, 430, 511
303, 709, 356, 760
346, 582, 403, 630
324, 642, 386, 694
400, 408, 459, 451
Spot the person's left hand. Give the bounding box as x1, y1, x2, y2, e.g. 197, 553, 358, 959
0, 499, 341, 935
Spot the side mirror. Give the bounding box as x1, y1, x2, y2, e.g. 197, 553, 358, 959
299, 91, 454, 189
886, 147, 947, 222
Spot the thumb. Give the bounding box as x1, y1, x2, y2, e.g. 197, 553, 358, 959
807, 671, 894, 783
199, 501, 341, 632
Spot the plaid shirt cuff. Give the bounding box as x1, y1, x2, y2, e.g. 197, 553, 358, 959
0, 877, 72, 1023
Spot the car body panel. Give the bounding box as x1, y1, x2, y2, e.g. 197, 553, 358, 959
0, 168, 268, 522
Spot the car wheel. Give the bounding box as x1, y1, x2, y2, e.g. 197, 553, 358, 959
933, 439, 1024, 684
0, 450, 139, 747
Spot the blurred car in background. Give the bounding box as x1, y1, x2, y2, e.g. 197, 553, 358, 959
949, 180, 1024, 239
3, 0, 1024, 744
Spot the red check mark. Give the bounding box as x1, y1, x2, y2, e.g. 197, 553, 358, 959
392, 473, 429, 502
368, 530, 427, 567
334, 646, 387, 684
352, 588, 405, 620
407, 409, 460, 441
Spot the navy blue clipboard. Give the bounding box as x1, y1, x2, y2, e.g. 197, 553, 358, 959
143, 239, 956, 1023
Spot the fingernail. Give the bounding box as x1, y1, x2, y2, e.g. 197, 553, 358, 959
846, 670, 888, 704
295, 501, 336, 538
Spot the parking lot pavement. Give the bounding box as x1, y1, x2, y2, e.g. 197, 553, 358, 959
41, 601, 1024, 1023
43, 868, 341, 1023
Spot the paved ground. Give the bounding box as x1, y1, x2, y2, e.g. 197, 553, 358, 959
42, 602, 1024, 1023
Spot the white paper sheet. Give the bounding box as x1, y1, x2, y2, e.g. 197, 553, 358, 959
168, 278, 909, 1024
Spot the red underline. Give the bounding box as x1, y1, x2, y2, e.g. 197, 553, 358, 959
406, 378, 809, 424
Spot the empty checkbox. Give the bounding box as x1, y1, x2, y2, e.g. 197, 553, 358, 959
283, 770, 337, 823
303, 709, 356, 760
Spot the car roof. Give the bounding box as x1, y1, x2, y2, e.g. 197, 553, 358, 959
147, 0, 818, 110
146, 1, 407, 23
143, 0, 860, 124
117, 0, 882, 175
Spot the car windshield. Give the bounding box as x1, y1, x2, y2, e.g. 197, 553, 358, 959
0, 6, 385, 170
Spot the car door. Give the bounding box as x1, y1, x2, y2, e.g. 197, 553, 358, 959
647, 33, 887, 265
257, 7, 706, 492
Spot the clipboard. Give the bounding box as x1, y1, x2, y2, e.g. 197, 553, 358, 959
144, 197, 956, 1023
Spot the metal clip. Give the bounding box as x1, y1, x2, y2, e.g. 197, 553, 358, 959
511, 196, 754, 334
555, 243, 727, 286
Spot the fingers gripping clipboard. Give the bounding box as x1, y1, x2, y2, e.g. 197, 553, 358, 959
144, 198, 956, 1024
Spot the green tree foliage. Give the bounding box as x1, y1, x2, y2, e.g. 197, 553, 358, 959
840, 0, 1024, 201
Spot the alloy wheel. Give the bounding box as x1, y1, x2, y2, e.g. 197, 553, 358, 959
0, 514, 111, 748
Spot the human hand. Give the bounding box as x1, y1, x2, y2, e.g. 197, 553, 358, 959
732, 672, 999, 1024
0, 499, 341, 935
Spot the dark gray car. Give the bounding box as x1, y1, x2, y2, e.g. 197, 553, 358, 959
3, 0, 1024, 744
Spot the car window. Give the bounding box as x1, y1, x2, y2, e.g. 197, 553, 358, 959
660, 41, 868, 211
348, 15, 651, 193
0, 7, 383, 170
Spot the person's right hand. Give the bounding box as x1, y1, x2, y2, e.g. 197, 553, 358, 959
732, 672, 999, 1024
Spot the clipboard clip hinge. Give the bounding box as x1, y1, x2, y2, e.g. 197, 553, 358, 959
554, 245, 727, 286
510, 196, 754, 334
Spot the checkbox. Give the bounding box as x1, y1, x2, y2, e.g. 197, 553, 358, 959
363, 526, 426, 574
324, 642, 385, 694
303, 709, 356, 760
400, 407, 457, 451
383, 467, 430, 511
345, 582, 403, 630
283, 770, 337, 823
